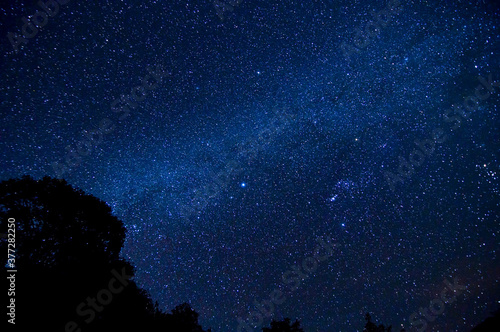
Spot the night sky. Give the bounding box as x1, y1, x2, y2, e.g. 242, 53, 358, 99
1, 0, 499, 331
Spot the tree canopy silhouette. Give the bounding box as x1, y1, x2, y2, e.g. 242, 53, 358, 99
363, 313, 392, 332
0, 176, 211, 332
0, 176, 125, 270
363, 313, 408, 332
262, 317, 304, 332
163, 302, 212, 332
470, 308, 500, 331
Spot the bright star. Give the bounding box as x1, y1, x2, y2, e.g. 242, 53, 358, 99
240, 182, 246, 188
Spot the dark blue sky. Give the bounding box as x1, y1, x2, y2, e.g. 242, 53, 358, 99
1, 0, 499, 331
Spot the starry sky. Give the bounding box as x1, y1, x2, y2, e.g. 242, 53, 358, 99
1, 0, 499, 331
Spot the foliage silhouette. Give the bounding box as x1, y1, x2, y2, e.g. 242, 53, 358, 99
262, 317, 304, 332
165, 302, 212, 332
363, 313, 392, 332
0, 176, 211, 332
470, 308, 500, 331
0, 176, 125, 270
363, 313, 408, 332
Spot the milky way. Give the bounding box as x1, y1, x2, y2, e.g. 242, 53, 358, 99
1, 0, 499, 331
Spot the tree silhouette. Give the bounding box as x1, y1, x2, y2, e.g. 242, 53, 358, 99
262, 317, 304, 332
0, 176, 125, 270
165, 302, 212, 332
0, 176, 211, 332
363, 313, 392, 332
471, 308, 500, 331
